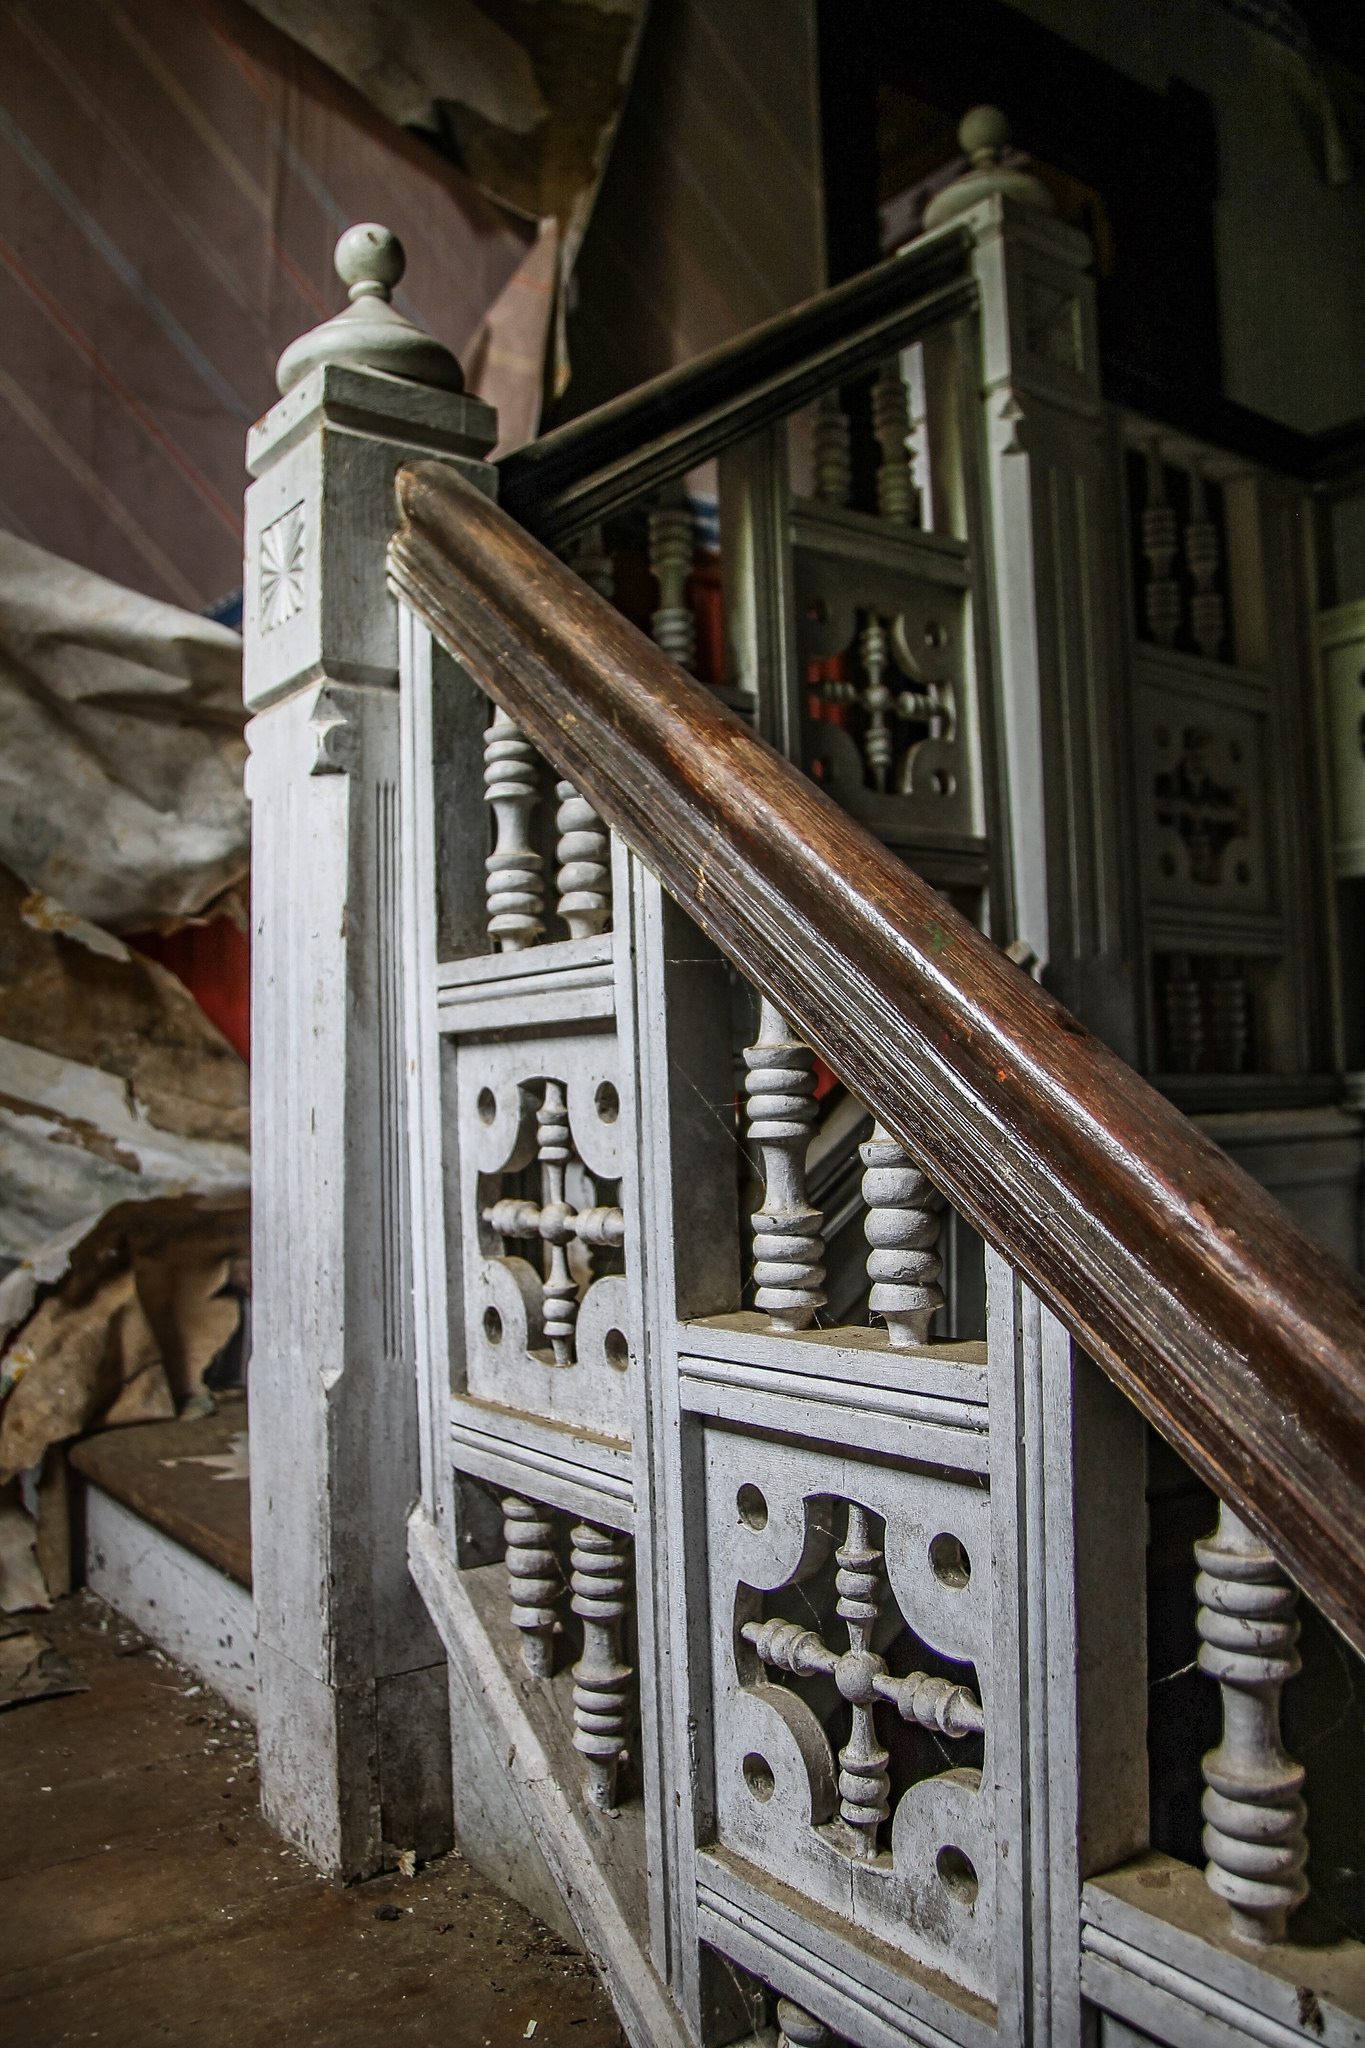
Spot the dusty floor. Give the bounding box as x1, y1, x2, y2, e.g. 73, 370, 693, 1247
0, 1591, 626, 2046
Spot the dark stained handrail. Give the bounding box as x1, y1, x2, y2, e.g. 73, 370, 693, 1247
496, 228, 975, 550
389, 459, 1365, 1659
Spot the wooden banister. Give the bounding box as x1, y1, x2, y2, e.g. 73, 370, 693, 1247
389, 459, 1365, 1659
496, 229, 975, 549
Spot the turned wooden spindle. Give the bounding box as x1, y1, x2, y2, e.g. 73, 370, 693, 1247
859, 615, 895, 792
777, 1998, 838, 2047
503, 1494, 561, 1677
1185, 464, 1225, 660
570, 1523, 632, 1812
1196, 1502, 1308, 1943
555, 780, 611, 938
743, 1000, 826, 1332
484, 707, 544, 950
860, 1123, 944, 1347
1142, 440, 1182, 649
811, 389, 852, 507
871, 358, 915, 524
648, 492, 696, 671
536, 1081, 579, 1364
833, 1504, 890, 1858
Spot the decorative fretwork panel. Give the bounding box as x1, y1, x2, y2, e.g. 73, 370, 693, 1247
794, 547, 975, 841
704, 1431, 996, 2000
1141, 697, 1266, 910
457, 1031, 631, 1441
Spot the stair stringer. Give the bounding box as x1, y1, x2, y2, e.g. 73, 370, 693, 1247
408, 1504, 692, 2048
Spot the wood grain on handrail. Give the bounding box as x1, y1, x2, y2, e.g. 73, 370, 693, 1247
496, 229, 975, 550
390, 459, 1365, 1657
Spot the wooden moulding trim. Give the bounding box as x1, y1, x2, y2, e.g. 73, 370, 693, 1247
496, 229, 975, 547
389, 461, 1365, 1659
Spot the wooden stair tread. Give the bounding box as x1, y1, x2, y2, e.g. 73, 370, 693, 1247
69, 1395, 251, 1590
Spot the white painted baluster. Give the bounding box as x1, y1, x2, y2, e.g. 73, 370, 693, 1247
503, 1495, 561, 1678
1196, 1502, 1308, 1943
536, 1081, 579, 1365
859, 615, 895, 792
570, 1523, 632, 1812
1142, 439, 1182, 648
743, 1000, 826, 1332
555, 781, 611, 938
812, 389, 852, 507
833, 1504, 890, 1858
649, 490, 696, 671
860, 1123, 944, 1347
777, 1998, 839, 2047
871, 357, 915, 524
1185, 463, 1225, 660
484, 707, 544, 950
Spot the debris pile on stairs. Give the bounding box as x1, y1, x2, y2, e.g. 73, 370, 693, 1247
0, 536, 251, 1617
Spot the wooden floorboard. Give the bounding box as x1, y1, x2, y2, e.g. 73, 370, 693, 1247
0, 1591, 626, 2046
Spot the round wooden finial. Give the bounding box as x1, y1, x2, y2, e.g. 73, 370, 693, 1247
921, 104, 1053, 231
958, 104, 1012, 162
274, 219, 463, 397
334, 223, 406, 301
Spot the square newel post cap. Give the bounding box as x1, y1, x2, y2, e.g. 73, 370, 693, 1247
244, 224, 498, 713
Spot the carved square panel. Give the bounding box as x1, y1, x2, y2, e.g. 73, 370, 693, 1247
456, 1031, 631, 1443
703, 1429, 997, 2002
792, 546, 977, 840
1136, 677, 1269, 912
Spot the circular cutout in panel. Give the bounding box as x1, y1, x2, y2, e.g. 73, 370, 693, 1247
929, 1532, 971, 1588
483, 1306, 503, 1345
604, 1327, 629, 1372
936, 1844, 979, 1904
924, 620, 947, 649
931, 768, 956, 798
477, 1087, 497, 1126
736, 1483, 768, 1531
743, 1753, 775, 1803
594, 1080, 620, 1124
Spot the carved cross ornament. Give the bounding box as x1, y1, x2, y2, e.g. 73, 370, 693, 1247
740, 1499, 984, 1863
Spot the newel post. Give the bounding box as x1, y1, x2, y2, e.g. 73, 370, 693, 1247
923, 108, 1138, 1059
243, 225, 498, 1877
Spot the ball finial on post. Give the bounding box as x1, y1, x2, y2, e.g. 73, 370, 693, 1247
333, 223, 406, 301
921, 104, 1054, 231
273, 219, 463, 396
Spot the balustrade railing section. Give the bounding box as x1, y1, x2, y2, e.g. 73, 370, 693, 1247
246, 122, 1365, 2048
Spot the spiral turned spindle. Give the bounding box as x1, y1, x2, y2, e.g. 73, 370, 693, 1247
812, 389, 852, 507
570, 1522, 633, 1812
743, 1000, 826, 1332
1196, 1502, 1308, 1943
871, 358, 915, 524
1142, 439, 1182, 649
777, 1999, 839, 2047
503, 1495, 561, 1678
860, 1124, 944, 1347
1185, 464, 1225, 660
484, 707, 543, 950
648, 494, 696, 671
555, 780, 611, 938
